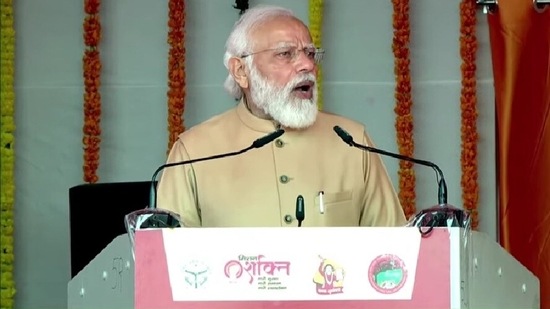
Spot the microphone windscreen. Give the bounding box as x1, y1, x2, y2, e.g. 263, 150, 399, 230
252, 129, 285, 148
333, 126, 354, 145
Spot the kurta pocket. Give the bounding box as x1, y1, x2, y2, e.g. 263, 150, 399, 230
314, 190, 357, 226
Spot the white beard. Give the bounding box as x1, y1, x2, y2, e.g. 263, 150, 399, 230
248, 65, 318, 130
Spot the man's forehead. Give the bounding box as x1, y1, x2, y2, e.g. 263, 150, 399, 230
251, 17, 313, 49
254, 33, 314, 50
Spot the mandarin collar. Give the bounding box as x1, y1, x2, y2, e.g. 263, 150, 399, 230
236, 98, 281, 133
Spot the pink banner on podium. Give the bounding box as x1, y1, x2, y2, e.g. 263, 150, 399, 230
135, 227, 451, 309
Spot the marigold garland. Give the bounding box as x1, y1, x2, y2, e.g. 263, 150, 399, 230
82, 0, 102, 183
167, 0, 186, 154
459, 0, 479, 229
0, 0, 17, 306
308, 0, 324, 110
391, 0, 416, 219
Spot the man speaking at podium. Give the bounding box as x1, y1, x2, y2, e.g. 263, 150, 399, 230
156, 5, 407, 228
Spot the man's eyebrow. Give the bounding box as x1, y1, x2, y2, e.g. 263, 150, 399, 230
271, 42, 294, 49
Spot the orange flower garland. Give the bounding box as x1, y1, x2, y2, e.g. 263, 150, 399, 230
392, 0, 416, 219
459, 0, 479, 229
82, 0, 102, 183
166, 0, 186, 153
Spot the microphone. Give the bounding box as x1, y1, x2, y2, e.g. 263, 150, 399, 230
124, 129, 284, 240
333, 125, 448, 205
333, 125, 472, 233
149, 128, 285, 210
295, 195, 305, 227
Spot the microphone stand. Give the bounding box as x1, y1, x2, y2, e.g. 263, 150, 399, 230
125, 128, 285, 227
123, 129, 285, 260
333, 126, 471, 235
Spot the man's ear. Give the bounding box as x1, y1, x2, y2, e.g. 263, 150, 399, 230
228, 57, 249, 89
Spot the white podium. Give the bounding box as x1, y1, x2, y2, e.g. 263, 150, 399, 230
68, 227, 540, 309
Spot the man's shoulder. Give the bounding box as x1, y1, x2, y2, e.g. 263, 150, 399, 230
178, 106, 239, 142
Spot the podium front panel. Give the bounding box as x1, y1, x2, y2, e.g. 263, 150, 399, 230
68, 234, 135, 309
135, 227, 451, 309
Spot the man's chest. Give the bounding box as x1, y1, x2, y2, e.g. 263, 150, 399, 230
192, 148, 363, 227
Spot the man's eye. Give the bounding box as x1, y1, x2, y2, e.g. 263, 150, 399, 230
276, 51, 292, 58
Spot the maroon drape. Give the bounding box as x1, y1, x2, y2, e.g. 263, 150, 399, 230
488, 2, 550, 308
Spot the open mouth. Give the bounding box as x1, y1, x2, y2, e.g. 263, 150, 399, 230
293, 81, 314, 93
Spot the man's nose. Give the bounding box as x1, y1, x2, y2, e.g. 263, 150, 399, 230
294, 51, 315, 73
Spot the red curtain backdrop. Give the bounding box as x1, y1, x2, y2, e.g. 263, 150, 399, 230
488, 1, 550, 307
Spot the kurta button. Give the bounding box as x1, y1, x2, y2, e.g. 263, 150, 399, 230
279, 175, 289, 183
284, 214, 293, 224
275, 139, 284, 148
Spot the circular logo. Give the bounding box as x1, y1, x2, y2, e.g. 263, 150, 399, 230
368, 254, 407, 294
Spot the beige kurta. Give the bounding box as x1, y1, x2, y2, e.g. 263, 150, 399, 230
156, 101, 407, 228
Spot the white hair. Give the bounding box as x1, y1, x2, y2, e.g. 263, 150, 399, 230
223, 5, 297, 100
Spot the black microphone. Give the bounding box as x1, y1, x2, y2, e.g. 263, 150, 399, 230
333, 125, 448, 205
149, 129, 285, 210
295, 195, 305, 227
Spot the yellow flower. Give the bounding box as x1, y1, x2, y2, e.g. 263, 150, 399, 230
0, 0, 17, 306
308, 0, 324, 110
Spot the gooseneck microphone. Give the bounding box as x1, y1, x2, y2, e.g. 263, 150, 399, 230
295, 195, 305, 227
148, 129, 285, 210
333, 125, 448, 205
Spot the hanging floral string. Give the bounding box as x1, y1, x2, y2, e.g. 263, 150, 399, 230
82, 0, 102, 183
459, 0, 479, 229
392, 0, 416, 219
167, 0, 186, 154
233, 0, 249, 15
0, 0, 17, 306
308, 0, 324, 110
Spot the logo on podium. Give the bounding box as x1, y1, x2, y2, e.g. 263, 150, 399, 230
368, 254, 407, 294
182, 260, 210, 289
312, 255, 345, 295
223, 254, 291, 290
